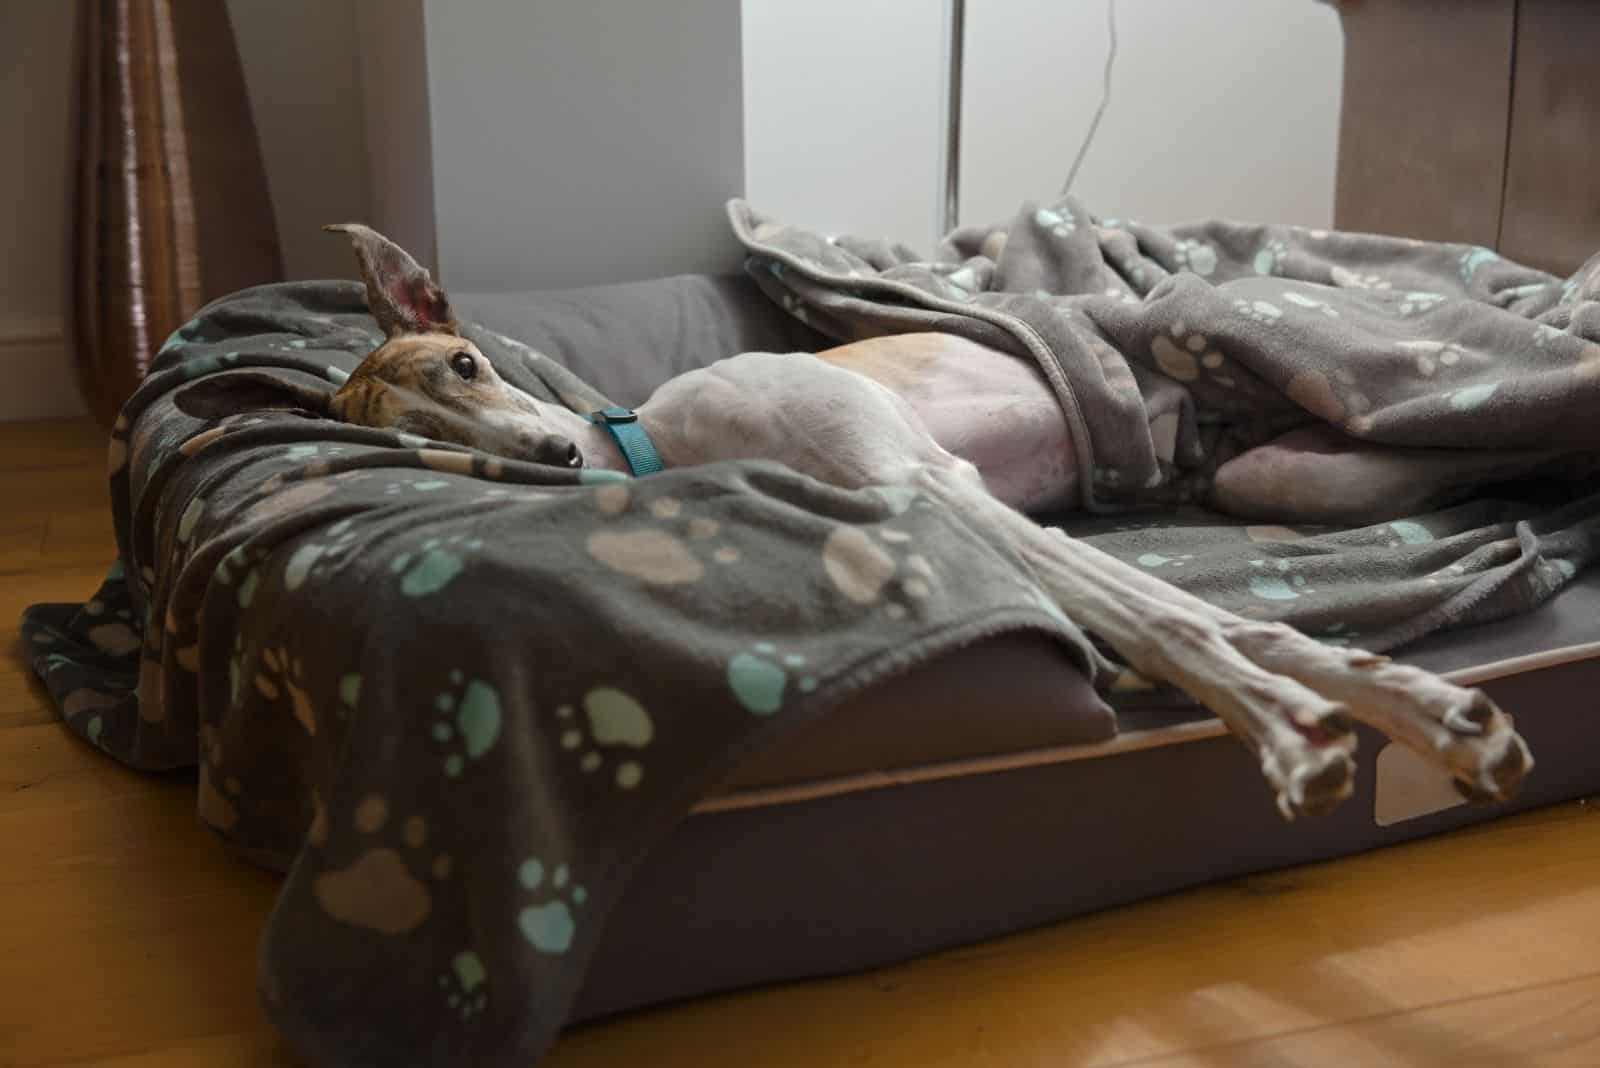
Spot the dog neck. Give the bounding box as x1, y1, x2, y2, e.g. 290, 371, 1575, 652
538, 399, 658, 476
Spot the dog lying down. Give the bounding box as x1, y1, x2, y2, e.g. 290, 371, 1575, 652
173, 224, 1532, 821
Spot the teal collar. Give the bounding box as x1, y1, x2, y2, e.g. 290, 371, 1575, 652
588, 406, 664, 476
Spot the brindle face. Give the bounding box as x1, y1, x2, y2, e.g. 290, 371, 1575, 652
334, 333, 584, 467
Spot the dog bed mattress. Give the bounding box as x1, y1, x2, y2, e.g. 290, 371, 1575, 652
20, 264, 1600, 1066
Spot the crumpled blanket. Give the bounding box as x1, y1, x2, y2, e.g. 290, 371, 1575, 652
19, 280, 1095, 1066
730, 198, 1600, 652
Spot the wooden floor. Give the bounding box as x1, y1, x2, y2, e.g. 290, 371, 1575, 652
4, 416, 1600, 1067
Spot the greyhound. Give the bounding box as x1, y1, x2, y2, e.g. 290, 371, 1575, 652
174, 224, 1532, 820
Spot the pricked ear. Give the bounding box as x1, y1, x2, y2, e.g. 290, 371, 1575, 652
171, 370, 335, 421
324, 222, 459, 339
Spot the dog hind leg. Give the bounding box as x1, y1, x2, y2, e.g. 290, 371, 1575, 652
911, 464, 1531, 816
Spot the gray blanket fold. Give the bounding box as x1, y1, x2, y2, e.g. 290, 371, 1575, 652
20, 280, 1092, 1067
730, 198, 1600, 653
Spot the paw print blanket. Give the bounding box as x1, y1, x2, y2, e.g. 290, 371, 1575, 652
730, 198, 1600, 651
19, 280, 1100, 1067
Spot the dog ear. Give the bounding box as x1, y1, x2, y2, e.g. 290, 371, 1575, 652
171, 370, 335, 421
324, 222, 459, 339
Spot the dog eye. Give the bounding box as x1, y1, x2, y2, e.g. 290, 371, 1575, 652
450, 352, 477, 381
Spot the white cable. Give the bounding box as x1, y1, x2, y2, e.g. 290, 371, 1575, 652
1060, 0, 1119, 197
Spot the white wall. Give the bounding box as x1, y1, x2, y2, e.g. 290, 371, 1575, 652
743, 0, 1344, 252
742, 0, 946, 253
424, 0, 746, 293
962, 0, 1343, 231
0, 1, 80, 420
227, 0, 373, 281
354, 0, 436, 272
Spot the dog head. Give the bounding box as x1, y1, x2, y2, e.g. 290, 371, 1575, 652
171, 224, 585, 468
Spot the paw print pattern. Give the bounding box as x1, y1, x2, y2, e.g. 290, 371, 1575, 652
940, 264, 985, 300
257, 646, 316, 735
227, 632, 248, 711
1394, 339, 1467, 377
1247, 557, 1317, 601
553, 687, 654, 789
1315, 621, 1363, 647
1135, 551, 1196, 570
1331, 266, 1392, 291
1233, 299, 1284, 324
382, 477, 454, 496
517, 856, 586, 956
1254, 239, 1289, 276
727, 642, 816, 716
821, 524, 938, 619
433, 671, 502, 779
313, 798, 454, 935
390, 533, 482, 598
1151, 322, 1227, 383
336, 673, 361, 722
1458, 246, 1499, 284
585, 488, 741, 584
1034, 206, 1076, 238
1397, 291, 1447, 316
1173, 239, 1218, 277
438, 951, 488, 1020
215, 543, 268, 608
284, 518, 362, 592
1282, 291, 1340, 318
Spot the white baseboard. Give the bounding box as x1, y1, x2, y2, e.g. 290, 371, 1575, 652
0, 319, 87, 422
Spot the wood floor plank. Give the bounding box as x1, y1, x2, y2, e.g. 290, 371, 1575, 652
1111, 972, 1600, 1067
55, 1030, 300, 1067
0, 417, 107, 474
0, 662, 57, 729
545, 802, 1600, 1068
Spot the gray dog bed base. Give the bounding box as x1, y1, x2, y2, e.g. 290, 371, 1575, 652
574, 569, 1600, 1022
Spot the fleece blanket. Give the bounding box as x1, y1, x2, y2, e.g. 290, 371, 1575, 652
730, 198, 1600, 653
20, 281, 1099, 1066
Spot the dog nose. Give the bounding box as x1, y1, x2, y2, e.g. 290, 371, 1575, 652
532, 435, 581, 468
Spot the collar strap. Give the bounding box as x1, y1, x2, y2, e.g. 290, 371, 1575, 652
589, 406, 664, 476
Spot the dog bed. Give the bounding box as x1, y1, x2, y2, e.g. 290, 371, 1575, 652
21, 240, 1600, 1065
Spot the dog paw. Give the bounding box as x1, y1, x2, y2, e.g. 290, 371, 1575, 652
1435, 691, 1533, 803
517, 856, 586, 956
1261, 710, 1358, 821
